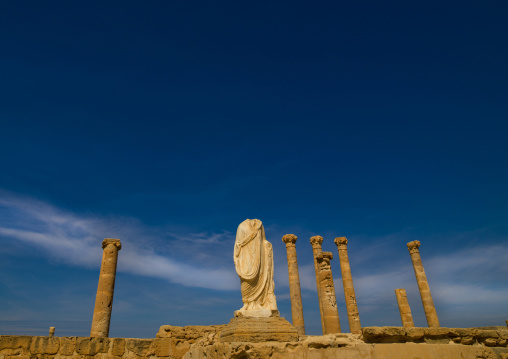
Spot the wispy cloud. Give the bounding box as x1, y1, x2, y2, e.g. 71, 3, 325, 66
0, 193, 238, 290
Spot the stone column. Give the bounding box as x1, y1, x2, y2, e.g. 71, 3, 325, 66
334, 237, 361, 334
282, 234, 305, 335
90, 238, 122, 337
407, 240, 440, 328
395, 288, 415, 328
310, 235, 326, 334
316, 252, 341, 334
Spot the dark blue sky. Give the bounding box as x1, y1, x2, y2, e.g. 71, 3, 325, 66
0, 1, 507, 337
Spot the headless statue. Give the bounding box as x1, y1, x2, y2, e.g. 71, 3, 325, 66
234, 219, 278, 317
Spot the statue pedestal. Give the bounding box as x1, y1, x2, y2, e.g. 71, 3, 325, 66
220, 312, 299, 343
234, 308, 276, 318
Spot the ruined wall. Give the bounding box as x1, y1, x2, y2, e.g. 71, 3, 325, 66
156, 325, 225, 359
2, 326, 508, 359
183, 326, 508, 359
362, 326, 508, 346
0, 325, 226, 359
0, 336, 170, 359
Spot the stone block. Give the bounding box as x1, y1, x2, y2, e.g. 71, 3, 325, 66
125, 339, 153, 356
362, 327, 406, 343
477, 330, 500, 347
59, 337, 76, 355
76, 338, 110, 356
150, 338, 170, 357
423, 327, 451, 337
361, 327, 384, 337
450, 328, 475, 337
451, 337, 462, 343
461, 336, 475, 345
0, 336, 32, 352
30, 337, 60, 355
4, 355, 29, 359
422, 327, 450, 344
477, 330, 499, 339
111, 339, 125, 356
171, 340, 191, 359
156, 325, 182, 338
405, 327, 424, 340
483, 338, 498, 347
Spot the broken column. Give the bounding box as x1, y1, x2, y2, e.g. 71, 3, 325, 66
407, 240, 440, 328
282, 234, 305, 335
310, 235, 326, 334
334, 237, 361, 334
90, 238, 122, 337
316, 252, 341, 334
395, 288, 415, 328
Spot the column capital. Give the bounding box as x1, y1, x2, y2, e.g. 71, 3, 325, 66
407, 240, 420, 253
310, 235, 323, 247
102, 238, 122, 250
317, 251, 333, 261
334, 236, 348, 248
282, 234, 298, 246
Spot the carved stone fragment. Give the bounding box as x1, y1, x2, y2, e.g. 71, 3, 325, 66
316, 251, 341, 334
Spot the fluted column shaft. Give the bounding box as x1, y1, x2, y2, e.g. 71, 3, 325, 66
395, 288, 415, 328
316, 252, 341, 334
407, 240, 440, 328
310, 235, 326, 334
90, 238, 122, 337
282, 234, 305, 335
334, 237, 361, 334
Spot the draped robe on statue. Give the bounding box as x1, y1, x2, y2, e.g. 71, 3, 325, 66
234, 219, 277, 317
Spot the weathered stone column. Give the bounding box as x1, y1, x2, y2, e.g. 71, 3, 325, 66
90, 238, 122, 337
282, 234, 305, 335
334, 237, 361, 334
407, 240, 440, 327
395, 288, 415, 328
310, 235, 326, 334
316, 252, 341, 334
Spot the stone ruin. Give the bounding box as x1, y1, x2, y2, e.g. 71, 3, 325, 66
1, 220, 507, 359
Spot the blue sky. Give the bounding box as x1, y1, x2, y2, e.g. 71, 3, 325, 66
0, 1, 507, 337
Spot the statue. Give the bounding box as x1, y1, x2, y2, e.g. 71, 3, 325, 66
234, 219, 278, 317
